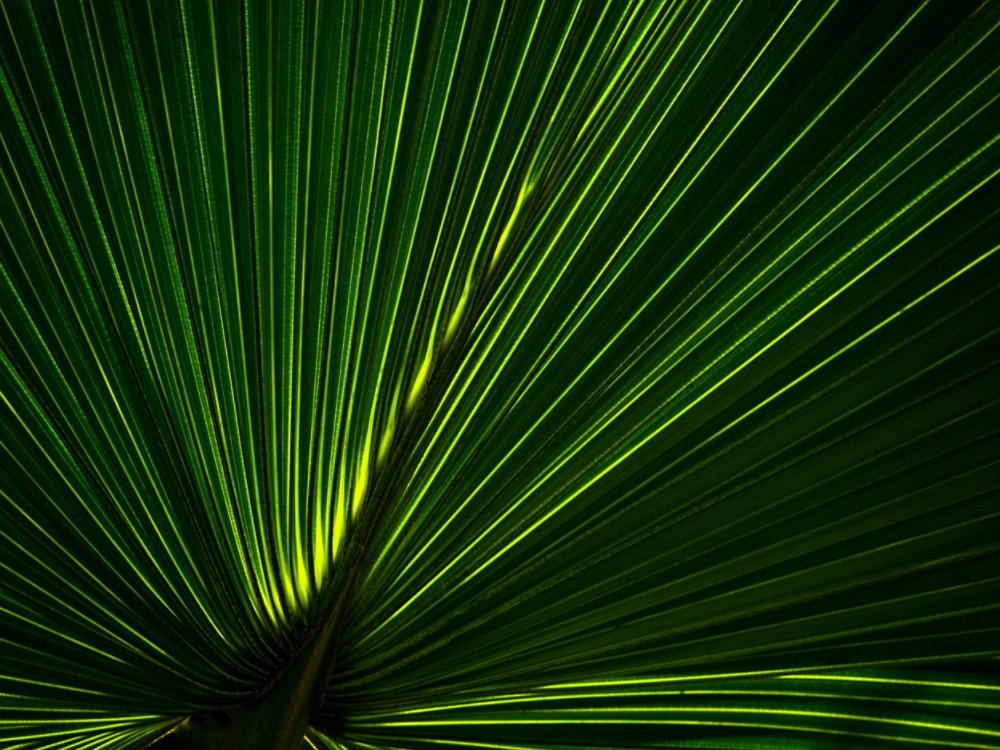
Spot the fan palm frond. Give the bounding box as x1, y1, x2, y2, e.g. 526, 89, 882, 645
1, 1, 998, 748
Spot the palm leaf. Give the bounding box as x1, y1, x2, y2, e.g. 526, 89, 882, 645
1, 0, 998, 748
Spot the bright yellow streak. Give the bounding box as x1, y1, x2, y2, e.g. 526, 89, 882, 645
489, 182, 531, 269
353, 446, 370, 516
444, 278, 470, 344
406, 347, 433, 411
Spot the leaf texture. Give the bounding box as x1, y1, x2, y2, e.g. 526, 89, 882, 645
0, 0, 998, 748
